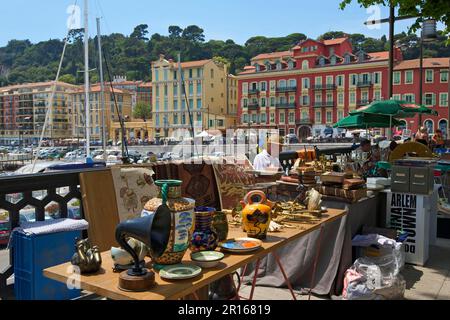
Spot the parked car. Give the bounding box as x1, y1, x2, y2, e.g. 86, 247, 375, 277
127, 150, 142, 163
285, 134, 300, 144
0, 220, 10, 247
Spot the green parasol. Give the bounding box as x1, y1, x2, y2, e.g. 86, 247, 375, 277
350, 100, 438, 118
334, 113, 402, 129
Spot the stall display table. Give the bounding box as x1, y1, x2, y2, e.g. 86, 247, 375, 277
381, 187, 438, 266
242, 195, 379, 296
43, 209, 346, 300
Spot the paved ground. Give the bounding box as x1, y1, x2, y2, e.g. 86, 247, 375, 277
240, 243, 450, 300
1, 244, 449, 300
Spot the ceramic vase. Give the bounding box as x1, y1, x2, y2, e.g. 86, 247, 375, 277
212, 211, 229, 242
142, 180, 195, 268
241, 191, 273, 240
190, 207, 218, 253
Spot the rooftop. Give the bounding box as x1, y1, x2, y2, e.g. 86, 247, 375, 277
252, 51, 293, 62
395, 57, 450, 70
0, 81, 78, 93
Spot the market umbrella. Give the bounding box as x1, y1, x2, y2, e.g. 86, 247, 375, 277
349, 100, 437, 138
350, 100, 438, 118
334, 113, 402, 129
195, 131, 213, 138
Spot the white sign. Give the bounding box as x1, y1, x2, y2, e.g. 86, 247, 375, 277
386, 192, 430, 266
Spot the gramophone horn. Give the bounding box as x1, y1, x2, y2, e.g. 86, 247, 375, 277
115, 207, 171, 276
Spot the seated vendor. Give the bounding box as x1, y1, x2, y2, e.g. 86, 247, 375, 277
357, 139, 381, 179
253, 135, 283, 172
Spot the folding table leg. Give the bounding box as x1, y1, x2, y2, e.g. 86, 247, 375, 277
273, 252, 297, 300
309, 226, 325, 300
248, 258, 261, 301
236, 264, 247, 293
229, 274, 241, 301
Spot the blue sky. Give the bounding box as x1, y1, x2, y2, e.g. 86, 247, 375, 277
0, 0, 441, 47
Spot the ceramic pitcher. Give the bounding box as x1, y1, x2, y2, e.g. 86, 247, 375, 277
241, 191, 274, 240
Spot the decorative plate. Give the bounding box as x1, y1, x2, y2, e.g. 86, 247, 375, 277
159, 264, 202, 280
191, 251, 224, 262
220, 238, 263, 253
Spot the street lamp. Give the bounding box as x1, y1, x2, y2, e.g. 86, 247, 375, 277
419, 19, 438, 125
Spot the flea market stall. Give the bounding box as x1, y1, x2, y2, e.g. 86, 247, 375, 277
12, 131, 447, 300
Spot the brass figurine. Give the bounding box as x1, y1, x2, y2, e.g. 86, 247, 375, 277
71, 238, 102, 274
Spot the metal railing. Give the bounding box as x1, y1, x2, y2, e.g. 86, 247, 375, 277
296, 118, 312, 124
276, 86, 297, 93
357, 99, 372, 106
0, 168, 106, 299
357, 81, 372, 88
314, 84, 336, 90
247, 104, 260, 110
248, 89, 260, 95
276, 102, 297, 109
313, 101, 335, 107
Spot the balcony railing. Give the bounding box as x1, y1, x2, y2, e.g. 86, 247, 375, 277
276, 86, 297, 93
296, 118, 312, 125
357, 81, 372, 88
314, 101, 335, 108
247, 104, 260, 110
248, 89, 260, 95
276, 102, 297, 109
314, 84, 336, 90
357, 99, 372, 106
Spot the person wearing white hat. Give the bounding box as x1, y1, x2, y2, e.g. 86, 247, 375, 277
253, 135, 282, 171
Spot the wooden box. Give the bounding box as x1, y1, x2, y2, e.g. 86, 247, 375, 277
320, 186, 367, 202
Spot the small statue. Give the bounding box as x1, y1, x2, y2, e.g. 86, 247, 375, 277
71, 238, 102, 274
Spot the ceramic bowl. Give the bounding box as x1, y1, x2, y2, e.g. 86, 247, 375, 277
190, 251, 224, 268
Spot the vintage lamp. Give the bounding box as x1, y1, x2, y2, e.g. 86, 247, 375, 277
115, 188, 171, 292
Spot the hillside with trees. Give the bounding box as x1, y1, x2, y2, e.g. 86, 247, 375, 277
0, 24, 449, 87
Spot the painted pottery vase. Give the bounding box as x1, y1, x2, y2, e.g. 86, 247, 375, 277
241, 191, 274, 240
142, 180, 195, 268
212, 211, 229, 242
190, 207, 219, 253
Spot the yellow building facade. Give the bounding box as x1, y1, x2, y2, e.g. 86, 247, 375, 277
72, 85, 133, 142
0, 81, 78, 145
151, 55, 237, 138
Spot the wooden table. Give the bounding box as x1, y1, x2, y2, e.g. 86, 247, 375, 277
44, 208, 347, 300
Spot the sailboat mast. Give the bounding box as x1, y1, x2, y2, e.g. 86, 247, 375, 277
84, 0, 91, 158
96, 17, 107, 161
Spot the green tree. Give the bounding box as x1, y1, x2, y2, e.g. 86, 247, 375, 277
133, 102, 152, 121
319, 31, 346, 40
182, 25, 205, 42
59, 74, 76, 84
340, 0, 450, 42
213, 56, 231, 70
168, 26, 183, 39
130, 24, 149, 41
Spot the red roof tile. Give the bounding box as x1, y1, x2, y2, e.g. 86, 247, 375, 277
367, 51, 389, 61
323, 38, 348, 46
395, 58, 450, 70
252, 51, 293, 61
177, 59, 211, 68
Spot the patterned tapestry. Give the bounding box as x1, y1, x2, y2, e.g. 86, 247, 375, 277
178, 162, 220, 209
110, 166, 159, 222
212, 163, 256, 210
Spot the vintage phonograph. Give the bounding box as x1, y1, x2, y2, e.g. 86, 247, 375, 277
115, 184, 172, 292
